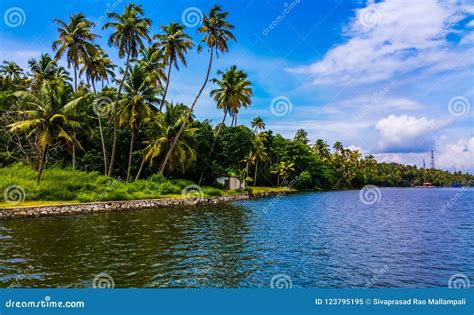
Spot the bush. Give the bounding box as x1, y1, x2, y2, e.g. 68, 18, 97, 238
295, 171, 313, 189
203, 187, 223, 196
169, 179, 195, 189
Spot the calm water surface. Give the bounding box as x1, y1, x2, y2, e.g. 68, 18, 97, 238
0, 188, 472, 288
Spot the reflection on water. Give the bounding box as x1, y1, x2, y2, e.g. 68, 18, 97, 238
0, 188, 472, 288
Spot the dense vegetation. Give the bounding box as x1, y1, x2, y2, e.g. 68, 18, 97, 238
0, 4, 472, 204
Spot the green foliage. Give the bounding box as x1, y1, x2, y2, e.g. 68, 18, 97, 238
295, 171, 313, 189
202, 187, 223, 196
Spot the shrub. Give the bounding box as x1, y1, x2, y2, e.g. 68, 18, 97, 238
203, 187, 223, 196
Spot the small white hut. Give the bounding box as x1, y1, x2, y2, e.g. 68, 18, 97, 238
216, 175, 245, 190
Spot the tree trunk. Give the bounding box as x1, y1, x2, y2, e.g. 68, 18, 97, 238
126, 127, 135, 181
37, 144, 49, 183
93, 82, 108, 176
159, 59, 173, 112
135, 155, 146, 180
72, 65, 79, 169
198, 109, 227, 185
234, 113, 238, 127
159, 47, 214, 174
108, 49, 131, 176
254, 161, 258, 186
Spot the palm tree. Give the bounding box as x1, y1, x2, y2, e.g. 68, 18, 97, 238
251, 116, 265, 133
28, 54, 70, 89
0, 61, 23, 86
136, 103, 196, 179
103, 4, 151, 176
294, 128, 309, 144
137, 45, 166, 89
7, 81, 84, 183
197, 66, 252, 184
271, 161, 295, 186
159, 5, 236, 174
117, 64, 157, 180
80, 47, 115, 175
52, 13, 97, 169
154, 22, 194, 111
251, 138, 268, 185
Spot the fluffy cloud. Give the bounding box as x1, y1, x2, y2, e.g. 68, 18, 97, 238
375, 114, 450, 153
290, 0, 474, 85
437, 137, 474, 171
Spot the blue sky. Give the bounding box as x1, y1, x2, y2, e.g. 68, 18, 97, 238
1, 0, 473, 172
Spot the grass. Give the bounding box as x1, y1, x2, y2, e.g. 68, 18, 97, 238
250, 186, 295, 194
0, 164, 232, 208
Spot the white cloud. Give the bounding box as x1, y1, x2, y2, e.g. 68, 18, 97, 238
289, 0, 474, 85
437, 137, 474, 171
0, 50, 41, 70
466, 20, 474, 27
375, 114, 451, 153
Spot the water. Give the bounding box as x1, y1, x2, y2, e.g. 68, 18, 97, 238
0, 188, 472, 288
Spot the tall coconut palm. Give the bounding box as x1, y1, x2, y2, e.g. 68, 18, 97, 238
0, 61, 23, 86
103, 3, 151, 176
117, 64, 157, 180
251, 138, 268, 185
159, 5, 236, 174
251, 116, 265, 134
198, 66, 252, 184
154, 22, 194, 111
137, 45, 166, 89
80, 46, 115, 175
7, 81, 84, 183
136, 103, 196, 179
52, 13, 97, 169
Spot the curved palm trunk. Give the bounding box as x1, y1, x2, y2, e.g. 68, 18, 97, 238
92, 82, 108, 175
198, 108, 227, 185
159, 47, 214, 174
108, 50, 131, 176
254, 161, 258, 185
37, 144, 49, 183
72, 65, 78, 169
135, 155, 146, 180
159, 60, 173, 112
126, 127, 135, 181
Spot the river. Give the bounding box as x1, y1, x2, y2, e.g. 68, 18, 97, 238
0, 188, 472, 288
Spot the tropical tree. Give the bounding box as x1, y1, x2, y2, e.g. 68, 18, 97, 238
159, 5, 236, 174
117, 64, 157, 180
294, 128, 309, 144
271, 161, 296, 186
103, 3, 151, 176
7, 81, 84, 182
251, 138, 268, 185
0, 61, 23, 86
251, 116, 265, 133
137, 45, 166, 89
28, 54, 70, 90
136, 103, 196, 179
154, 22, 194, 111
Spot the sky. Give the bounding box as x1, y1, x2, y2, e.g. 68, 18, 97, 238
0, 0, 473, 172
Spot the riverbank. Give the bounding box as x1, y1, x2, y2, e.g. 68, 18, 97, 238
0, 188, 295, 220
